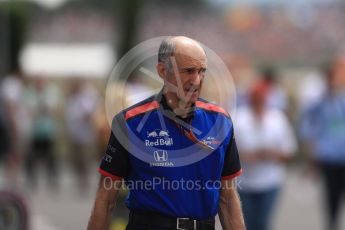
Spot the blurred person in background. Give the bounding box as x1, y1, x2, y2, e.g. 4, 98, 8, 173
96, 81, 126, 161
0, 69, 31, 186
297, 71, 326, 115
300, 57, 345, 230
235, 81, 297, 230
0, 85, 11, 172
260, 67, 288, 111
94, 106, 111, 160
125, 75, 154, 106
65, 79, 100, 193
25, 78, 61, 190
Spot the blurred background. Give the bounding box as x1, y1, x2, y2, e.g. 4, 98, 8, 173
0, 0, 345, 229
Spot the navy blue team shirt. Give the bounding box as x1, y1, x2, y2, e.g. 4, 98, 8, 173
98, 91, 242, 219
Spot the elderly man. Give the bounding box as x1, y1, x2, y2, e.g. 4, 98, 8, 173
87, 36, 245, 230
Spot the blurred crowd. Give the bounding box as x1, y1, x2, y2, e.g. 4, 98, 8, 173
232, 56, 345, 230
22, 2, 345, 65
130, 3, 345, 64
0, 72, 109, 194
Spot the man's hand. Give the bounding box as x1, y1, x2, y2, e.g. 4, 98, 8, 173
218, 179, 245, 230
87, 176, 122, 230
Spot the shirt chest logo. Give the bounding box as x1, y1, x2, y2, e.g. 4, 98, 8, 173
154, 150, 168, 162
202, 136, 221, 146
150, 150, 174, 167
145, 129, 174, 146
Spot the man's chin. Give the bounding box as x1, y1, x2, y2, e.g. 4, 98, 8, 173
179, 95, 198, 104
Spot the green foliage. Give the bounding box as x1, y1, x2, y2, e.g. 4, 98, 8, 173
0, 1, 36, 73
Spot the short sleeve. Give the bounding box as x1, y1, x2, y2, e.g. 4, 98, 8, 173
221, 128, 242, 180
98, 129, 130, 180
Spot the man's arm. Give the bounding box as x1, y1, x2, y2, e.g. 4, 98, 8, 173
87, 175, 122, 230
218, 179, 245, 230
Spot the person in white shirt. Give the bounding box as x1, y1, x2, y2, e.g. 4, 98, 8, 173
65, 80, 100, 192
0, 70, 31, 185
25, 78, 61, 189
235, 81, 297, 230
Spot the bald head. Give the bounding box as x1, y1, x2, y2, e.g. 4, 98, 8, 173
158, 36, 206, 66
172, 36, 205, 55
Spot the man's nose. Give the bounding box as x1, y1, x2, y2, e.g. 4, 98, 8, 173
190, 71, 202, 85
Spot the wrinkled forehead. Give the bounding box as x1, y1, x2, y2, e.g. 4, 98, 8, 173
175, 39, 206, 57
173, 43, 207, 67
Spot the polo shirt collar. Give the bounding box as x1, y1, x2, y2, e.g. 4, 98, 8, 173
155, 88, 196, 122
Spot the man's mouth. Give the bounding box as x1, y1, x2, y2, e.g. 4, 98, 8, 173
185, 87, 198, 93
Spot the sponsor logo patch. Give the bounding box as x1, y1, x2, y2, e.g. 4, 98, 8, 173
150, 150, 174, 167
145, 129, 174, 147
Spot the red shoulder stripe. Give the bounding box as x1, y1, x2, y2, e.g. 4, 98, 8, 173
98, 168, 123, 181
125, 101, 159, 120
195, 101, 229, 117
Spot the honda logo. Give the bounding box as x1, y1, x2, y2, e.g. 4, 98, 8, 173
154, 150, 168, 162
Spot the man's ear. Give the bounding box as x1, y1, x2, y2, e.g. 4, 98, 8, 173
156, 62, 167, 80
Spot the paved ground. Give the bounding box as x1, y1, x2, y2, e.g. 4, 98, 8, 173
272, 167, 345, 230
1, 164, 345, 230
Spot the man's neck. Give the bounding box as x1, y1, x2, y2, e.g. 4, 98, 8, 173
163, 91, 194, 118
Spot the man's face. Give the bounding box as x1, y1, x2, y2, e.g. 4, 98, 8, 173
163, 48, 207, 104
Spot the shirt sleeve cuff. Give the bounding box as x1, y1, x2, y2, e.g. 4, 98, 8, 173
97, 168, 123, 181
221, 169, 243, 180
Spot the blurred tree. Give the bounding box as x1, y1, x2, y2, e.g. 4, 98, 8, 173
0, 2, 35, 75
0, 6, 9, 78
118, 0, 143, 59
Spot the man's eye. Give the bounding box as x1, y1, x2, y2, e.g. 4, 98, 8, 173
199, 68, 206, 74
182, 68, 206, 74
180, 69, 195, 74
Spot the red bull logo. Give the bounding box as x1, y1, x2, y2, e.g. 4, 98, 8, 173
145, 129, 174, 146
